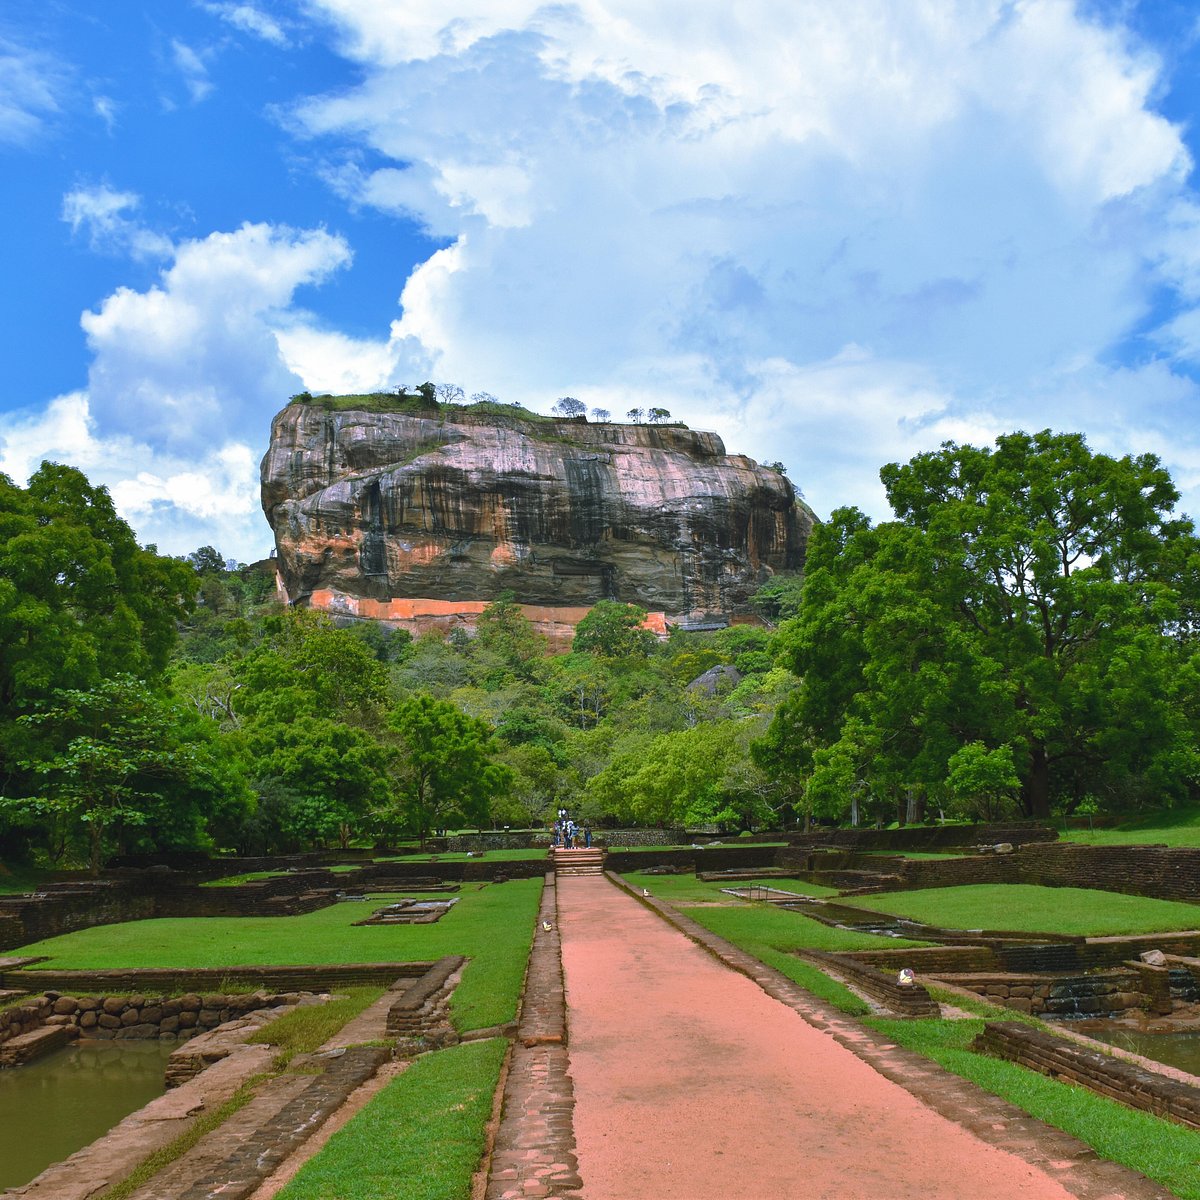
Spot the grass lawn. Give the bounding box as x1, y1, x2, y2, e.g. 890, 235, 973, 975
868, 1016, 1200, 1200
15, 880, 542, 1032
1060, 804, 1200, 848
0, 867, 49, 894
201, 870, 290, 887
276, 1038, 506, 1200
839, 883, 1200, 936
624, 871, 839, 905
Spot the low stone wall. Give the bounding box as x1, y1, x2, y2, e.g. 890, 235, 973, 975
446, 833, 537, 851
0, 961, 430, 994
605, 845, 779, 874
939, 971, 1151, 1017
974, 1021, 1200, 1129
599, 829, 690, 847
0, 989, 308, 1052
785, 823, 1058, 851
799, 951, 939, 1017
386, 954, 465, 1039
844, 945, 1001, 974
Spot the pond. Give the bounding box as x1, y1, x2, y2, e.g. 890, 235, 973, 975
0, 1039, 176, 1190
1084, 1028, 1200, 1077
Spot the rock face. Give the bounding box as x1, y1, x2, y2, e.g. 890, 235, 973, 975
261, 402, 814, 620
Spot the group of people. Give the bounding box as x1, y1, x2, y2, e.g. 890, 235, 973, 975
552, 807, 591, 848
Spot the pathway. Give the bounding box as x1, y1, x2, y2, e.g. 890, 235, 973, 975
556, 874, 1160, 1200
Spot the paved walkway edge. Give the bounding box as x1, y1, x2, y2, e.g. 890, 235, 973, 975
484, 874, 582, 1200
607, 871, 1174, 1200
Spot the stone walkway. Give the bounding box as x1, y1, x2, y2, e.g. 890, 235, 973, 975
556, 874, 1172, 1200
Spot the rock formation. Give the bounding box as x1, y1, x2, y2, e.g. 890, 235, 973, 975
261, 400, 814, 626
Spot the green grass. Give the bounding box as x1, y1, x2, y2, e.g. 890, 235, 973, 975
840, 883, 1200, 936
682, 904, 923, 1014
866, 1016, 1200, 1200
0, 863, 57, 894
624, 871, 839, 905
276, 1039, 507, 1200
201, 870, 290, 887
246, 987, 384, 1066
15, 880, 542, 1032
1060, 804, 1200, 847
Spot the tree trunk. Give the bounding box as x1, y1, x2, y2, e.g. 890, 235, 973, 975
1026, 744, 1051, 820
850, 795, 859, 827
89, 821, 103, 878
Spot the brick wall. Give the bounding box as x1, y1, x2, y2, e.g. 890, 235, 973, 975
785, 823, 1058, 851
974, 1021, 1200, 1129
799, 950, 939, 1016
605, 845, 780, 873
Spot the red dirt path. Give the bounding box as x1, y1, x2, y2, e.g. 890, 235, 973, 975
558, 875, 1078, 1200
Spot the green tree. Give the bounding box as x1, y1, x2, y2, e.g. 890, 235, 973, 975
474, 592, 546, 680
572, 600, 656, 658
243, 715, 391, 849
388, 694, 513, 844
781, 431, 1200, 819
0, 464, 196, 714
945, 742, 1020, 821
12, 677, 239, 873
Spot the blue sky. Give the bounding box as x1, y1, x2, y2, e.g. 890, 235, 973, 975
5, 1, 1200, 562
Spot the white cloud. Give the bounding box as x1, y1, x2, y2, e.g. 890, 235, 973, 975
282, 0, 1200, 523
92, 95, 118, 134
62, 184, 174, 260
0, 395, 273, 560
80, 222, 352, 454
201, 2, 290, 46
1, 222, 361, 560
171, 38, 214, 103
0, 38, 63, 145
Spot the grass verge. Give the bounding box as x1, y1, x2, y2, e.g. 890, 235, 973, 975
247, 988, 384, 1067
16, 879, 542, 1032
275, 1039, 507, 1200
624, 871, 839, 905
866, 1016, 1200, 1200
839, 883, 1200, 936
678, 903, 925, 1015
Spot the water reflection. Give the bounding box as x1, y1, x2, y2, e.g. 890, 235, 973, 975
1084, 1028, 1200, 1076
0, 1039, 175, 1189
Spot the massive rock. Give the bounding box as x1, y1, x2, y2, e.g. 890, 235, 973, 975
261, 401, 814, 624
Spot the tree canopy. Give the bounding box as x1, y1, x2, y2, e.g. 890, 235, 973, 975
775, 430, 1200, 820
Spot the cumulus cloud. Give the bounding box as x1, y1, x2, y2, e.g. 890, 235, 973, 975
0, 37, 64, 145
281, 0, 1200, 519
80, 222, 352, 454
2, 222, 358, 559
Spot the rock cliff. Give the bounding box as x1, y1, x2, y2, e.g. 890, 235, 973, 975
261, 400, 813, 621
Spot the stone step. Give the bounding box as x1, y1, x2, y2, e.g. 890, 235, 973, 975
0, 1023, 72, 1067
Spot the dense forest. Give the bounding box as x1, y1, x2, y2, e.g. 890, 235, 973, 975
3, 429, 1199, 870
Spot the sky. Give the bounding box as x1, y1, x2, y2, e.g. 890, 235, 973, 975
5, 1, 1200, 563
